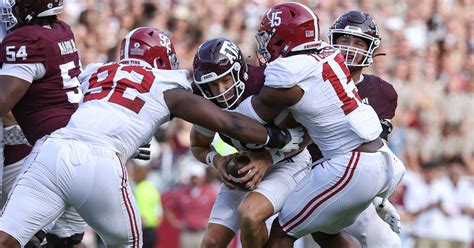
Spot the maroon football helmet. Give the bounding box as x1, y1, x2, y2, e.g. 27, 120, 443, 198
328, 11, 381, 67
255, 2, 321, 65
1, 0, 63, 30
193, 38, 248, 110
119, 27, 179, 70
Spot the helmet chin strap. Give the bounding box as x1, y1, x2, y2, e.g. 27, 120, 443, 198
373, 52, 386, 58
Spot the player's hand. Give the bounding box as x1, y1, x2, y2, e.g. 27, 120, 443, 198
373, 197, 401, 234
132, 143, 151, 160
237, 151, 273, 190
214, 154, 237, 190
279, 127, 304, 153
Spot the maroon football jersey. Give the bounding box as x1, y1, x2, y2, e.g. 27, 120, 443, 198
357, 74, 398, 120
0, 20, 82, 145
309, 74, 398, 162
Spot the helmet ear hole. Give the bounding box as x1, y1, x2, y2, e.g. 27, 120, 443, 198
275, 40, 284, 46
154, 58, 165, 69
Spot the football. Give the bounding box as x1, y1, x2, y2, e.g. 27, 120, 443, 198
226, 154, 252, 190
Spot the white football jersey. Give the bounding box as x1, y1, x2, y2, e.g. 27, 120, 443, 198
264, 42, 382, 159
51, 63, 192, 160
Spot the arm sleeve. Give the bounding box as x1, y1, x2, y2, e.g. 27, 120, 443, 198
0, 63, 46, 83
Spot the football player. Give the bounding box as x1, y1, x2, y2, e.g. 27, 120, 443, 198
231, 3, 406, 247
0, 0, 86, 246
191, 38, 311, 248
328, 10, 402, 248
0, 27, 301, 247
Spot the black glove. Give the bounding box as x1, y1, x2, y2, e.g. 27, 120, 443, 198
380, 119, 393, 141
264, 124, 304, 151
132, 143, 151, 160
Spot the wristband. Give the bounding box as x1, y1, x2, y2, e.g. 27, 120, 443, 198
206, 151, 218, 168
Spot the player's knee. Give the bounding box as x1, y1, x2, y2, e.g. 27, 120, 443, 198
201, 233, 224, 248
237, 203, 265, 228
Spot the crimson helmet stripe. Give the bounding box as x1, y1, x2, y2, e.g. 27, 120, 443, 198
123, 27, 142, 60
291, 2, 319, 41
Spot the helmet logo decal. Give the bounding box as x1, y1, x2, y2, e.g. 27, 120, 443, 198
159, 33, 171, 52
219, 40, 239, 64
270, 11, 282, 27
130, 41, 144, 55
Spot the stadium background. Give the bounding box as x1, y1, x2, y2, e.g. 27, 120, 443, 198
57, 0, 472, 247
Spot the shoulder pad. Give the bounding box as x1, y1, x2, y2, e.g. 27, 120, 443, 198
0, 31, 45, 64
264, 55, 317, 88
154, 69, 192, 91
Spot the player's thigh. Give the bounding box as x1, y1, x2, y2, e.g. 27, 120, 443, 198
70, 149, 142, 247
254, 149, 311, 214
0, 139, 66, 246
208, 184, 247, 233
278, 152, 388, 238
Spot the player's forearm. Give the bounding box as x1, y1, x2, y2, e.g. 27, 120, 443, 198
219, 111, 268, 144
222, 112, 296, 150
190, 128, 215, 164
191, 145, 213, 164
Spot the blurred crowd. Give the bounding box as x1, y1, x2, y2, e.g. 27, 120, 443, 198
59, 0, 473, 247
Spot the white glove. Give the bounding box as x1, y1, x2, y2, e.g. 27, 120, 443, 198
278, 127, 304, 153
373, 197, 401, 234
